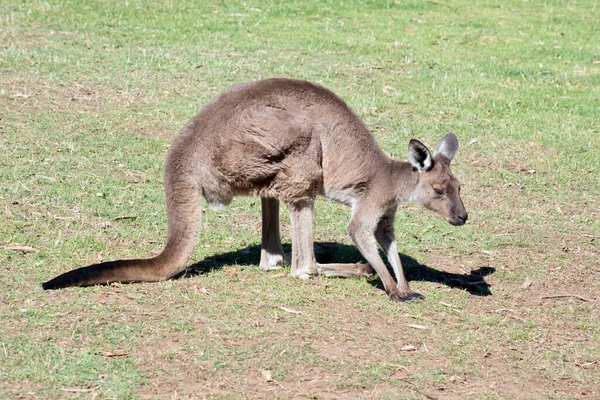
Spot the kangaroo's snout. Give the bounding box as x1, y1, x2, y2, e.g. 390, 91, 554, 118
449, 212, 468, 226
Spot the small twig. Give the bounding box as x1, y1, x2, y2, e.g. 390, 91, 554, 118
114, 215, 138, 221
401, 314, 435, 322
400, 379, 439, 400
439, 301, 462, 312
382, 362, 411, 372
406, 324, 428, 330
61, 387, 96, 393
279, 306, 302, 315
556, 336, 589, 342
101, 351, 129, 358
1, 245, 39, 253
541, 294, 593, 302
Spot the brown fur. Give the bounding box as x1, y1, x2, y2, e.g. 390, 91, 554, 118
43, 78, 467, 302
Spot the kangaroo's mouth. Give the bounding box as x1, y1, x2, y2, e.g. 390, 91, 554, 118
448, 213, 468, 226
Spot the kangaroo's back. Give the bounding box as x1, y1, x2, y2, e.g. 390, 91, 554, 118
168, 79, 389, 207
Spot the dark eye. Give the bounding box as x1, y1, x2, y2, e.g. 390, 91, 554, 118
433, 188, 444, 196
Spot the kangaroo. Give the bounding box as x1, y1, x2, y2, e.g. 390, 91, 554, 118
43, 78, 467, 302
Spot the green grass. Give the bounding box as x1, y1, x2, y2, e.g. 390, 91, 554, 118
1, 0, 599, 399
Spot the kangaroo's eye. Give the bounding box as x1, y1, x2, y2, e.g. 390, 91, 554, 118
433, 188, 444, 196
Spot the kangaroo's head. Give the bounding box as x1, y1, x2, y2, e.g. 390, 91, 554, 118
407, 133, 468, 226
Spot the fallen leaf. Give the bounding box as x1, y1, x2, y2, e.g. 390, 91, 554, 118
280, 307, 302, 315
521, 277, 532, 289
261, 370, 274, 382
401, 345, 417, 351
192, 285, 211, 295
91, 294, 107, 304
382, 85, 395, 94
88, 253, 103, 264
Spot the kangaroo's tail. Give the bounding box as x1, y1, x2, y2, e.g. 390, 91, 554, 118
43, 165, 201, 290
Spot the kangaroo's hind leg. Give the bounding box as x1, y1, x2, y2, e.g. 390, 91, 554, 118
259, 197, 288, 271
287, 200, 319, 279
283, 199, 374, 279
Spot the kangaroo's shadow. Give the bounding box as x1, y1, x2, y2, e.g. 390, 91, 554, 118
182, 242, 494, 296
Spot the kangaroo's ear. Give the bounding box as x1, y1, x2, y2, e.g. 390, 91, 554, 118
408, 139, 433, 172
434, 132, 459, 162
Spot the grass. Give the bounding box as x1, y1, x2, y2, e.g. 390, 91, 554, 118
1, 0, 599, 399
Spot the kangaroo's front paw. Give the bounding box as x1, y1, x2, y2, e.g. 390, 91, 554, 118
389, 291, 425, 303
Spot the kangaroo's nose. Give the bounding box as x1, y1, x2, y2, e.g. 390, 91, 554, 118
458, 213, 468, 224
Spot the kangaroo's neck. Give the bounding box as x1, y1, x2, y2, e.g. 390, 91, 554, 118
389, 159, 419, 202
